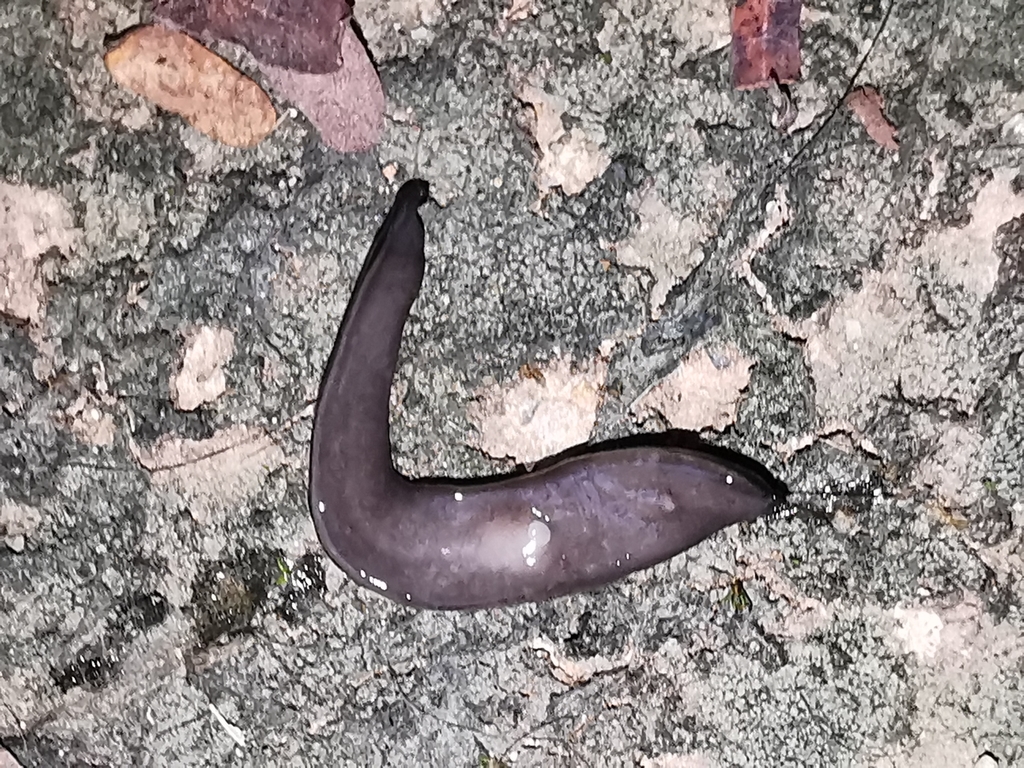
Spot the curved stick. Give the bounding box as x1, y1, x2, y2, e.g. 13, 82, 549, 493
309, 180, 783, 610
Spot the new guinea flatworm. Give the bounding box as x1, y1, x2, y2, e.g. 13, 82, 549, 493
309, 179, 785, 610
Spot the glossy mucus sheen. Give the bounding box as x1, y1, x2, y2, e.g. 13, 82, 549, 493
309, 180, 783, 610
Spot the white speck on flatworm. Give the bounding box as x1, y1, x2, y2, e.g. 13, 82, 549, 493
531, 506, 543, 519
406, 593, 411, 600
368, 575, 387, 590
522, 539, 537, 567
616, 559, 621, 567
544, 514, 550, 522
726, 475, 734, 485
625, 553, 630, 560
359, 569, 366, 578
522, 520, 552, 568
454, 492, 464, 501
317, 500, 325, 513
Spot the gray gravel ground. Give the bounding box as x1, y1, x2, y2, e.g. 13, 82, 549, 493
1, 0, 1023, 765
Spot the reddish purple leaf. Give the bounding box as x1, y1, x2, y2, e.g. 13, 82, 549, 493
846, 86, 899, 150
154, 0, 351, 74
262, 23, 384, 152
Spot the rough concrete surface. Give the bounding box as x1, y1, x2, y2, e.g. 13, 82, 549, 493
1, 0, 1022, 765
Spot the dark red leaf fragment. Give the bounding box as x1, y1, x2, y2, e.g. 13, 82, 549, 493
731, 0, 802, 89
154, 0, 352, 74
845, 85, 899, 151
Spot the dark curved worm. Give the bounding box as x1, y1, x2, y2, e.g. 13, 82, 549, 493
309, 180, 784, 610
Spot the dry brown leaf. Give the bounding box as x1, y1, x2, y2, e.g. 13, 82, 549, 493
845, 85, 899, 151
104, 25, 277, 148
518, 362, 545, 381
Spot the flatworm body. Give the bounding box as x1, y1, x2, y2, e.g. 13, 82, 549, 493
309, 180, 783, 610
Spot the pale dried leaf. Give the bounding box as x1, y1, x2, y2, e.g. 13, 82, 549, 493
912, 424, 985, 508
0, 183, 78, 324
803, 169, 1024, 425
616, 188, 708, 318
516, 84, 609, 197
504, 0, 538, 22
66, 392, 117, 446
634, 344, 753, 431
639, 754, 718, 768
105, 25, 277, 148
170, 326, 235, 411
130, 425, 285, 524
467, 355, 607, 465
0, 501, 43, 553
